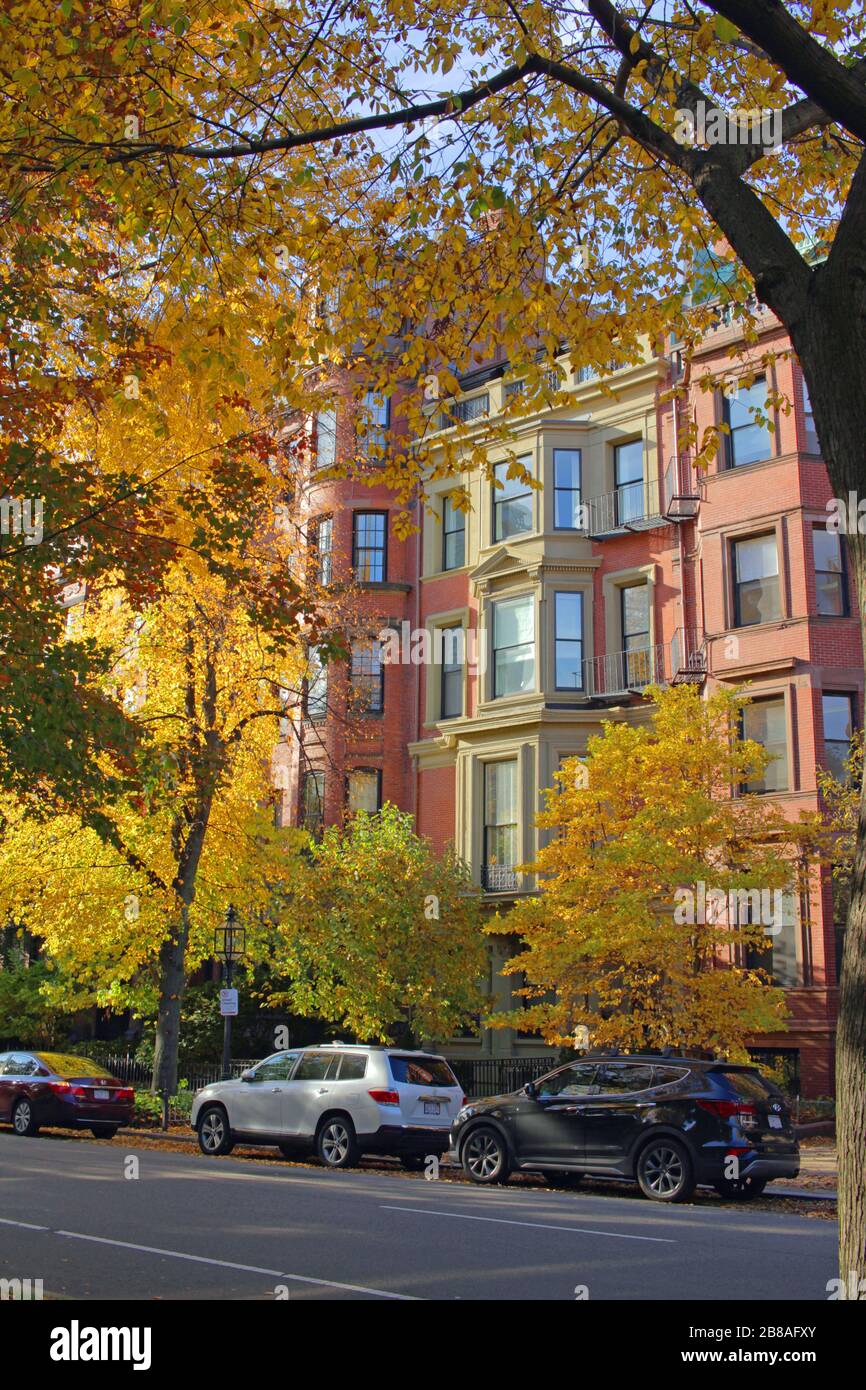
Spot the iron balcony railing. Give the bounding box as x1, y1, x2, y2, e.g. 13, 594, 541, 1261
583, 630, 706, 697
584, 477, 663, 536
481, 863, 519, 893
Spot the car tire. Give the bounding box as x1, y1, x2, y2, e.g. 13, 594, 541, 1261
11, 1098, 39, 1137
635, 1136, 695, 1203
542, 1170, 583, 1188
713, 1175, 767, 1201
316, 1116, 360, 1169
197, 1105, 234, 1156
461, 1124, 511, 1185
90, 1126, 118, 1139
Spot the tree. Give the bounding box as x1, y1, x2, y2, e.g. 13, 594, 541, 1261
0, 554, 309, 1093
4, 0, 866, 1280
271, 804, 487, 1046
490, 686, 804, 1055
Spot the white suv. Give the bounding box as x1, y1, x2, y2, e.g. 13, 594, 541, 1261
191, 1044, 466, 1169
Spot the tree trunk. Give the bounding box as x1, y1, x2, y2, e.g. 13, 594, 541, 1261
791, 238, 866, 1291
152, 907, 190, 1095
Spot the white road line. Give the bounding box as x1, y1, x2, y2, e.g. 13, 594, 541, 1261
0, 1217, 49, 1232
3, 1220, 419, 1299
381, 1204, 676, 1243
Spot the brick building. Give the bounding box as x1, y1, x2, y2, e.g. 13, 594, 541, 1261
279, 314, 859, 1098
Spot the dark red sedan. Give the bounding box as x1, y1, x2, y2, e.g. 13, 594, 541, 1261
0, 1051, 134, 1139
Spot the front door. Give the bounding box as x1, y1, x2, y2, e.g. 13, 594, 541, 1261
230, 1052, 300, 1135
580, 1063, 657, 1166
513, 1062, 599, 1165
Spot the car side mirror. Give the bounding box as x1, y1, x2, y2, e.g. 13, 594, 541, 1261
240, 1069, 256, 1083
523, 1081, 538, 1100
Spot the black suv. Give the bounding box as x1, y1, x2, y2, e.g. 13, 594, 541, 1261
448, 1055, 799, 1202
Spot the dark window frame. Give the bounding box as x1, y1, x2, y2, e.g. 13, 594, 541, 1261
822, 691, 856, 783
352, 510, 388, 583
553, 448, 582, 530
554, 591, 584, 691
739, 695, 789, 794
732, 532, 781, 629
722, 375, 772, 469
442, 496, 466, 570
492, 459, 533, 542
491, 591, 535, 699
812, 526, 848, 617
350, 637, 385, 716
440, 626, 464, 720
311, 515, 333, 587
300, 769, 325, 837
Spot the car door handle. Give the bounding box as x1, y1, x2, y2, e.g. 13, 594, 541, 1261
270, 1087, 282, 1093
549, 1104, 583, 1113
317, 1088, 329, 1094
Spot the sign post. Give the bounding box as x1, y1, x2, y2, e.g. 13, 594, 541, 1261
214, 906, 245, 1080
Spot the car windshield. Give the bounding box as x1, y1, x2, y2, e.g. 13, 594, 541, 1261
35, 1053, 115, 1079
388, 1055, 458, 1087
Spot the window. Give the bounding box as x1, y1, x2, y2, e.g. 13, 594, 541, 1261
294, 1052, 340, 1081
594, 1063, 656, 1093
336, 1053, 368, 1080
443, 393, 489, 427
652, 1067, 690, 1087
742, 697, 788, 793
316, 407, 337, 468
303, 646, 328, 720
723, 377, 771, 467
621, 583, 651, 686
352, 511, 387, 582
443, 496, 466, 570
742, 897, 800, 987
554, 592, 583, 690
254, 1052, 300, 1082
813, 528, 847, 616
823, 693, 854, 783
301, 770, 325, 837
554, 449, 582, 529
388, 1055, 458, 1086
440, 627, 463, 719
492, 593, 535, 697
493, 458, 533, 540
311, 516, 333, 586
733, 534, 780, 627
537, 1063, 598, 1098
350, 638, 384, 715
483, 760, 518, 892
802, 377, 819, 453
359, 390, 390, 457
614, 439, 644, 524
347, 768, 382, 814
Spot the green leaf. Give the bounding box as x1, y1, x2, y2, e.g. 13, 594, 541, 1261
714, 15, 738, 43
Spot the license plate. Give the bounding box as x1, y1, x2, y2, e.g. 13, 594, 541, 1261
768, 1115, 783, 1129
93, 1089, 110, 1100
423, 1101, 440, 1115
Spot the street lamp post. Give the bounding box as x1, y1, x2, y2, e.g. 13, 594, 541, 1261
214, 905, 245, 1081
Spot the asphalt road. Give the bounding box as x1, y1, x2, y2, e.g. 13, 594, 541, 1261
0, 1131, 838, 1301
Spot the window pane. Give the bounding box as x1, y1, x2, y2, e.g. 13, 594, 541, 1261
555, 592, 583, 690
485, 760, 517, 826
726, 378, 771, 466
743, 699, 787, 792
621, 584, 649, 643
494, 459, 533, 539
302, 771, 324, 835
537, 1064, 598, 1098
493, 594, 535, 697
353, 512, 386, 581
348, 769, 380, 813
350, 639, 383, 714
314, 517, 333, 586
823, 694, 853, 781
316, 408, 337, 468
554, 449, 582, 529
735, 535, 781, 626
441, 626, 463, 718
305, 647, 328, 720
813, 530, 845, 616
337, 1053, 368, 1080
614, 439, 643, 485
443, 497, 466, 569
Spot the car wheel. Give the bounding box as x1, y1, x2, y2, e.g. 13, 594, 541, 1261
197, 1105, 234, 1156
636, 1137, 695, 1203
461, 1125, 511, 1184
90, 1126, 118, 1139
11, 1098, 39, 1137
316, 1116, 359, 1169
542, 1170, 583, 1188
713, 1175, 767, 1201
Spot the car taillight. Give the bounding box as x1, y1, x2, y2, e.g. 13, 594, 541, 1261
117, 1088, 134, 1103
70, 1086, 88, 1099
368, 1089, 400, 1106
698, 1099, 759, 1127
461, 1096, 468, 1109
48, 1081, 71, 1095
697, 1100, 739, 1118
